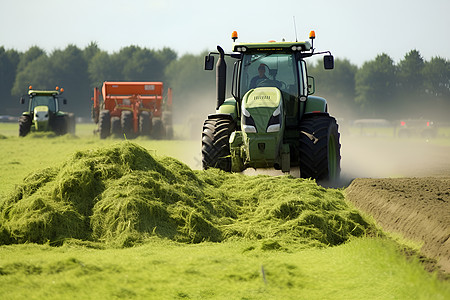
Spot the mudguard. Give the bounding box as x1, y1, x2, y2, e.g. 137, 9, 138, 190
216, 98, 238, 120
305, 96, 327, 113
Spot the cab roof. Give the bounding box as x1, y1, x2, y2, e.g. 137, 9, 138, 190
28, 90, 60, 96
233, 40, 312, 53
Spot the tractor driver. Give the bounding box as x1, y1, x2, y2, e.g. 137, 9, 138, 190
249, 64, 268, 89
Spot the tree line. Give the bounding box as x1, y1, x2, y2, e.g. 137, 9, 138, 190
0, 44, 449, 121
310, 51, 450, 121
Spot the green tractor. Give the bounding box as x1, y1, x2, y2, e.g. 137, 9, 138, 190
202, 31, 341, 181
19, 86, 75, 137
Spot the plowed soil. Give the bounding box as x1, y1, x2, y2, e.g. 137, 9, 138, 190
346, 178, 450, 273
342, 136, 450, 274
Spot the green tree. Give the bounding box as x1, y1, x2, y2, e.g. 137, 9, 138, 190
155, 47, 177, 69
423, 56, 450, 98
355, 53, 397, 118
122, 47, 164, 81
422, 57, 450, 120
12, 55, 53, 97
15, 46, 45, 74
83, 42, 101, 67
88, 50, 121, 87
397, 49, 425, 93
11, 47, 47, 97
396, 50, 432, 118
119, 46, 177, 82
309, 58, 357, 119
165, 52, 215, 122
0, 47, 20, 114
50, 45, 90, 118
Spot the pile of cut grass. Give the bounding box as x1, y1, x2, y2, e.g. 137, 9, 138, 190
0, 142, 377, 248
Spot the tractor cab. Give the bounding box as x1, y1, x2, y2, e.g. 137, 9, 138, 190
236, 51, 306, 130
29, 95, 58, 113
21, 87, 66, 114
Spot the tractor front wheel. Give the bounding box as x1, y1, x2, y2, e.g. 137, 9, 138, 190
66, 113, 76, 135
152, 118, 165, 139
111, 117, 121, 136
19, 115, 32, 137
139, 111, 151, 136
162, 111, 173, 139
121, 111, 133, 138
99, 110, 111, 139
202, 117, 235, 172
53, 116, 67, 135
298, 114, 341, 181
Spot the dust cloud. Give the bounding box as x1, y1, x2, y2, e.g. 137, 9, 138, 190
340, 127, 450, 181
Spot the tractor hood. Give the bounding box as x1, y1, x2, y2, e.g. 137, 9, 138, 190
241, 87, 284, 168
241, 87, 283, 134
34, 105, 50, 131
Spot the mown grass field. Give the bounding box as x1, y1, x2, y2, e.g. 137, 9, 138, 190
0, 122, 449, 299
0, 123, 200, 193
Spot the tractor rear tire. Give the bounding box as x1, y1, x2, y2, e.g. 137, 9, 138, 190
202, 117, 235, 171
162, 111, 173, 139
298, 114, 341, 181
165, 125, 174, 139
111, 117, 121, 136
99, 110, 111, 139
19, 115, 32, 137
162, 111, 172, 126
66, 113, 76, 135
53, 116, 67, 135
139, 112, 151, 136
121, 111, 133, 138
152, 118, 165, 139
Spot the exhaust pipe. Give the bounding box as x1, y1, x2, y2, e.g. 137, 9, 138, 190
216, 46, 226, 110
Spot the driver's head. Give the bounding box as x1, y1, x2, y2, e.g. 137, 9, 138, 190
258, 64, 266, 76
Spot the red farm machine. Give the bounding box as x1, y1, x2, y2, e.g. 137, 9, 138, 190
92, 81, 173, 139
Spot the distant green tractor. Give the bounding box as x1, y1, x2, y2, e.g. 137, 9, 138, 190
19, 86, 75, 137
202, 31, 341, 181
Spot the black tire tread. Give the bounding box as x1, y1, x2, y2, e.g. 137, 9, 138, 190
201, 118, 235, 171
139, 112, 151, 136
99, 110, 111, 139
299, 114, 341, 181
121, 110, 133, 137
19, 115, 32, 137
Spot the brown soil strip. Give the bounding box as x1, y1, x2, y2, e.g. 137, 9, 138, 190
346, 177, 450, 274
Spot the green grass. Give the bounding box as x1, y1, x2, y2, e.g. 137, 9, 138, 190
0, 238, 448, 299
0, 123, 449, 299
0, 123, 200, 194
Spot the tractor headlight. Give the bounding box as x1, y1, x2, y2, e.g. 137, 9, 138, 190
291, 45, 303, 51
266, 103, 281, 133
235, 46, 247, 52
242, 106, 257, 133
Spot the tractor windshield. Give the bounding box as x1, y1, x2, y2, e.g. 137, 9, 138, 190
240, 53, 299, 98
30, 95, 57, 113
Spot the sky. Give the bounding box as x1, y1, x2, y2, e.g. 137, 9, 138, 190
1, 0, 449, 66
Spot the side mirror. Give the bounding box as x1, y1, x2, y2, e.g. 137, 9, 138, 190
205, 55, 214, 70
20, 97, 25, 104
307, 76, 315, 95
324, 55, 334, 70
63, 99, 67, 105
